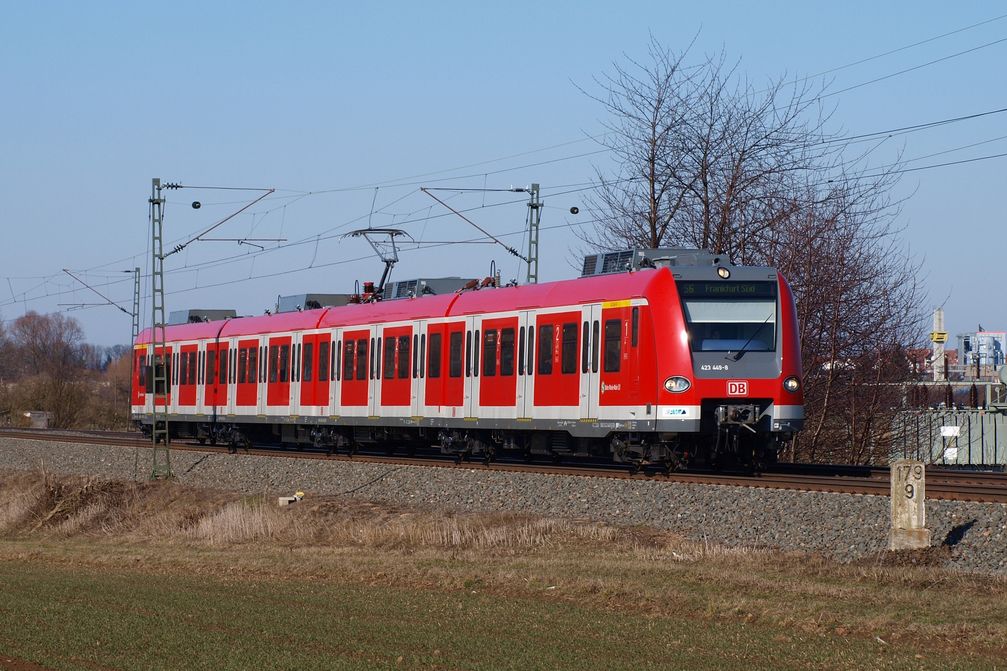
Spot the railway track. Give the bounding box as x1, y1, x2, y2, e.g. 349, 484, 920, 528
2, 429, 1007, 503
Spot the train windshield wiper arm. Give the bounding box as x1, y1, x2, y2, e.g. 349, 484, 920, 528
727, 312, 774, 362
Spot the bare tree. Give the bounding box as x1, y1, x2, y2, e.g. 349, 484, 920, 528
582, 41, 924, 463
8, 311, 88, 427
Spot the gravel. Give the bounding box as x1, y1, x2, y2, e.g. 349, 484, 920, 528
2, 436, 1006, 574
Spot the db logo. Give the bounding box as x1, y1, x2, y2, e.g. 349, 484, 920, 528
727, 380, 748, 396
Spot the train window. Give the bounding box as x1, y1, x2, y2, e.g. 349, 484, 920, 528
342, 341, 353, 381
294, 344, 301, 383
356, 339, 368, 381
335, 340, 342, 381
249, 347, 258, 384
303, 342, 313, 383
500, 328, 515, 376
268, 346, 277, 383
375, 337, 382, 380
173, 353, 178, 385
279, 344, 289, 383
449, 331, 462, 378
561, 323, 577, 374
319, 341, 329, 382
538, 324, 554, 375
238, 349, 247, 384
179, 353, 187, 386
219, 349, 227, 386
631, 307, 639, 347
398, 335, 410, 379
604, 319, 621, 373
473, 330, 480, 378
231, 349, 237, 384
518, 326, 525, 375
581, 321, 590, 373
207, 350, 216, 385
419, 334, 426, 378
138, 354, 147, 389
591, 320, 600, 373
465, 330, 472, 378
260, 346, 266, 383
383, 336, 395, 379
527, 327, 534, 377
412, 334, 418, 379
482, 329, 497, 377
428, 332, 441, 378
369, 338, 376, 380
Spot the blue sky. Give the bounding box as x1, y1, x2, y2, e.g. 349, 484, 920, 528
1, 1, 1004, 345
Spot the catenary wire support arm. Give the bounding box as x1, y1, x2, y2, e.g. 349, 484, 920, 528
61, 268, 132, 316
163, 187, 275, 258
420, 187, 529, 262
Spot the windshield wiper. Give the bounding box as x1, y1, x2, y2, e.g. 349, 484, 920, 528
726, 311, 775, 362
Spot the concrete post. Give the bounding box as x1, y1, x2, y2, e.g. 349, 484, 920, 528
889, 459, 931, 550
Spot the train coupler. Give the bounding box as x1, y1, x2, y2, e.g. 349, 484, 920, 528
714, 404, 759, 433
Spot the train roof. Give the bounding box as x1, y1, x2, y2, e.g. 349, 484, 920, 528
136, 269, 675, 344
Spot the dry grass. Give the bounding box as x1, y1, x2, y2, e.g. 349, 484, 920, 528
0, 470, 698, 555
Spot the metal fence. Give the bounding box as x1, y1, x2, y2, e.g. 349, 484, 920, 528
892, 409, 1007, 469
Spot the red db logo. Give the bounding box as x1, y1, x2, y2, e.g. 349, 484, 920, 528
727, 381, 748, 396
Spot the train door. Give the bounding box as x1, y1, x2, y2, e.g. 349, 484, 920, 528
298, 332, 314, 411
463, 315, 480, 418
532, 311, 581, 413
411, 321, 426, 417
216, 341, 231, 413
328, 330, 341, 415
370, 328, 382, 417
148, 345, 172, 409
235, 338, 259, 410
178, 344, 198, 408
597, 302, 652, 414
315, 331, 333, 412
477, 316, 519, 419
131, 345, 147, 409
380, 324, 413, 415
266, 336, 292, 409
580, 305, 602, 419
516, 311, 534, 418
340, 328, 370, 416
423, 322, 445, 412
256, 339, 268, 417
299, 331, 333, 414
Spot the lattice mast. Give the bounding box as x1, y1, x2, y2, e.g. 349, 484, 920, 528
149, 178, 172, 478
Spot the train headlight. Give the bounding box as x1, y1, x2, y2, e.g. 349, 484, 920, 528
664, 376, 691, 393
783, 376, 801, 393
717, 266, 731, 279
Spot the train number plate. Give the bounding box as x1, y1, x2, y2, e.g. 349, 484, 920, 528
727, 380, 748, 396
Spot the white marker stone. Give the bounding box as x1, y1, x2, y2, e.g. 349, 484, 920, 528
889, 459, 931, 551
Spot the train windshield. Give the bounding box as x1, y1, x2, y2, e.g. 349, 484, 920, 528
677, 281, 777, 353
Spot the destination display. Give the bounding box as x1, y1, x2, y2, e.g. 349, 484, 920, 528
676, 281, 777, 299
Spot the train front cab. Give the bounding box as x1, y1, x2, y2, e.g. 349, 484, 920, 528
653, 268, 804, 468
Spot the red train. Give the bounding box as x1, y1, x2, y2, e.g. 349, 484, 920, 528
131, 249, 804, 469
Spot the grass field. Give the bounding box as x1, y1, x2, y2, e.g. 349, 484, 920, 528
1, 471, 1005, 670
